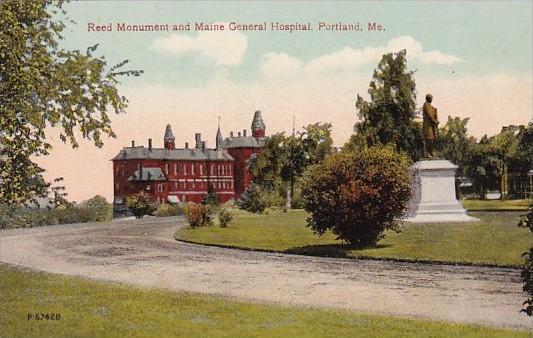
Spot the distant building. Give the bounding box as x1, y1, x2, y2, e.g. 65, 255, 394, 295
112, 111, 266, 216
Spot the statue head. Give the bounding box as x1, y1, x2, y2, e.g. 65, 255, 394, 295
425, 93, 433, 103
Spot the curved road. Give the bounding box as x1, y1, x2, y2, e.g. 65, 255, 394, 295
1, 217, 531, 331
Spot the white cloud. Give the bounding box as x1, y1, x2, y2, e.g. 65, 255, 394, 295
261, 36, 461, 76
151, 28, 247, 66
259, 53, 303, 80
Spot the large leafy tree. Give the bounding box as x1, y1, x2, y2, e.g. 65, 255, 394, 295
436, 116, 477, 174
353, 49, 422, 161
0, 0, 142, 205
248, 122, 333, 209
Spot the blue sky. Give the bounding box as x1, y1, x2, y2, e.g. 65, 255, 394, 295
61, 1, 532, 85
42, 1, 533, 201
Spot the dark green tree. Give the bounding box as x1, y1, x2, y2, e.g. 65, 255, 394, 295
353, 50, 423, 161
0, 0, 142, 205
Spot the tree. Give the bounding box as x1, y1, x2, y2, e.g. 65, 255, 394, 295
126, 192, 157, 218
0, 0, 142, 205
301, 146, 412, 247
436, 116, 476, 173
354, 50, 423, 161
248, 123, 333, 209
519, 205, 533, 315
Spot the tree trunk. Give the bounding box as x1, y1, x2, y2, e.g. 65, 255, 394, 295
285, 181, 292, 210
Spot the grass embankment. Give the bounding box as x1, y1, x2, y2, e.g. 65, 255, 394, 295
177, 207, 532, 267
462, 199, 531, 211
0, 263, 529, 338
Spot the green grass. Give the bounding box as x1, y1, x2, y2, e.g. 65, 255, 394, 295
461, 199, 531, 211
0, 263, 529, 338
177, 208, 532, 267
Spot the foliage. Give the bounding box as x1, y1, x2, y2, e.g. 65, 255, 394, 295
435, 116, 477, 173
80, 195, 109, 221
519, 205, 533, 315
126, 192, 158, 218
236, 183, 268, 213
153, 203, 184, 217
202, 191, 220, 209
353, 50, 423, 162
186, 203, 211, 228
248, 123, 333, 209
217, 207, 233, 228
0, 0, 142, 205
301, 146, 412, 247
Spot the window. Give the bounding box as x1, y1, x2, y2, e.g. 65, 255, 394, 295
222, 182, 226, 189
115, 183, 119, 191
165, 163, 169, 174
184, 181, 187, 189
211, 164, 215, 175
182, 195, 186, 202
200, 164, 203, 175
174, 182, 178, 190
183, 164, 187, 175
174, 163, 178, 175
191, 164, 195, 175
228, 165, 231, 175
192, 181, 195, 189
158, 184, 164, 192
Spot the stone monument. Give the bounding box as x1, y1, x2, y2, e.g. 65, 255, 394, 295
405, 94, 479, 223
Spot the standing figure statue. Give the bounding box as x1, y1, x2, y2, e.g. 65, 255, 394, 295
422, 93, 439, 158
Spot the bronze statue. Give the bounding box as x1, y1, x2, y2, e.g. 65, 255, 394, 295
422, 93, 439, 158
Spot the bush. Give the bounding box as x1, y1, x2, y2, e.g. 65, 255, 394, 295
519, 206, 533, 315
81, 195, 110, 222
0, 204, 27, 229
301, 146, 412, 247
153, 203, 184, 217
186, 203, 212, 228
202, 191, 220, 209
236, 183, 268, 213
126, 192, 158, 218
217, 207, 233, 228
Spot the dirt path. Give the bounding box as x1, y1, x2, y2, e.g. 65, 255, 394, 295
1, 218, 531, 331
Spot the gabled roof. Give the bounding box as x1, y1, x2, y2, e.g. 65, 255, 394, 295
113, 147, 234, 161
128, 167, 166, 181
222, 136, 266, 149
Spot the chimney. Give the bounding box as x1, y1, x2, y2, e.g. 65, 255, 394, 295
195, 133, 202, 149
131, 140, 135, 147
238, 132, 241, 137
202, 141, 206, 150
148, 138, 152, 151
185, 142, 189, 149
243, 129, 247, 137
230, 131, 234, 137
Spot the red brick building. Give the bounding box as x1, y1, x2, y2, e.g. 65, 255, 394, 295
112, 111, 266, 216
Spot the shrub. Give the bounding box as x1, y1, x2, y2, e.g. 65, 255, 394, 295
301, 145, 412, 247
153, 203, 184, 217
236, 183, 268, 213
0, 204, 27, 229
186, 203, 212, 228
81, 195, 110, 222
126, 192, 158, 218
217, 207, 233, 228
202, 191, 220, 209
519, 206, 533, 315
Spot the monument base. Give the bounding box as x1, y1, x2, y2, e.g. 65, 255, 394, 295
405, 160, 479, 223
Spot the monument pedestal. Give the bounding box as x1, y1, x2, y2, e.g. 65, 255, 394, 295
405, 160, 479, 223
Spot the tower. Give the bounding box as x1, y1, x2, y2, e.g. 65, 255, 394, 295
251, 110, 266, 138
216, 116, 223, 149
164, 124, 175, 150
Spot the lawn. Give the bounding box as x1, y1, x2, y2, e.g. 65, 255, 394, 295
177, 208, 533, 267
461, 199, 531, 211
0, 263, 529, 338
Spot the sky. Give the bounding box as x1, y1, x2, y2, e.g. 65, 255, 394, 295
35, 0, 533, 202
